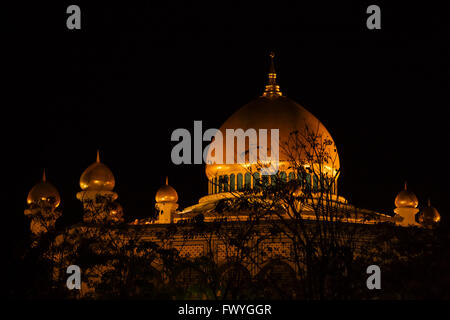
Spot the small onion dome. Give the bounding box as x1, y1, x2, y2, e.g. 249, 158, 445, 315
80, 150, 115, 191
155, 177, 178, 203
417, 198, 441, 228
27, 170, 60, 208
395, 181, 418, 208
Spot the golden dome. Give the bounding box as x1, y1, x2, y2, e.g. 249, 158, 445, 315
395, 182, 418, 208
155, 177, 178, 203
417, 198, 441, 228
27, 170, 60, 208
80, 150, 115, 191
205, 53, 339, 179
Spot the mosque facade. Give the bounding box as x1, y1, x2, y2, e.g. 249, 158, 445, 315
24, 54, 441, 296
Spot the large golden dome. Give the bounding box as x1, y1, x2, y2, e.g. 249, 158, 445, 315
27, 170, 60, 208
395, 182, 418, 208
205, 53, 339, 180
155, 177, 178, 203
80, 150, 115, 191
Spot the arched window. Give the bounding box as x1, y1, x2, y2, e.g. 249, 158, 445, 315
237, 173, 243, 191
214, 177, 218, 194
253, 172, 260, 191
219, 175, 224, 193
257, 260, 297, 299
297, 171, 304, 187
313, 175, 318, 192
220, 263, 252, 299
320, 176, 325, 193
280, 171, 287, 182
175, 265, 205, 299
244, 173, 252, 190
261, 175, 269, 187
230, 174, 235, 192
270, 174, 277, 186
133, 265, 162, 296
288, 172, 295, 182
305, 174, 311, 192
224, 175, 229, 192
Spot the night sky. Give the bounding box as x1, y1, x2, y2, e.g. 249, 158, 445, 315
6, 2, 449, 248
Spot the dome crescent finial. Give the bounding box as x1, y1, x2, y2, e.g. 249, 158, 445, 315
96, 149, 100, 163
262, 51, 282, 98
269, 52, 276, 73
404, 181, 407, 190
42, 169, 46, 182
166, 176, 169, 185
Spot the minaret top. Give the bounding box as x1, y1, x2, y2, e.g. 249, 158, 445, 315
26, 169, 61, 208
262, 52, 283, 99
418, 197, 441, 227
79, 150, 115, 191
395, 181, 418, 209
155, 176, 178, 203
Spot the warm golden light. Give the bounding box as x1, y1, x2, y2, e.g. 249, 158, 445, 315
26, 169, 61, 208
204, 52, 339, 190
394, 182, 418, 208
79, 151, 115, 191
155, 177, 178, 203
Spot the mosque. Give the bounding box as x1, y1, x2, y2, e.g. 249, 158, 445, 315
24, 53, 441, 295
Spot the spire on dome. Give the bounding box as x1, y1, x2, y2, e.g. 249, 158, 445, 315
262, 51, 283, 99
155, 176, 178, 203
26, 169, 61, 208
394, 181, 418, 209
418, 197, 441, 227
96, 149, 100, 163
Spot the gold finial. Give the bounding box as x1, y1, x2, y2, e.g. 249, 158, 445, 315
404, 181, 407, 190
428, 197, 431, 207
269, 52, 275, 73
96, 149, 100, 163
166, 176, 169, 185
262, 51, 282, 98
42, 169, 46, 182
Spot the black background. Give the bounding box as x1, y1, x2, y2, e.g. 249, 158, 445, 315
5, 1, 449, 268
